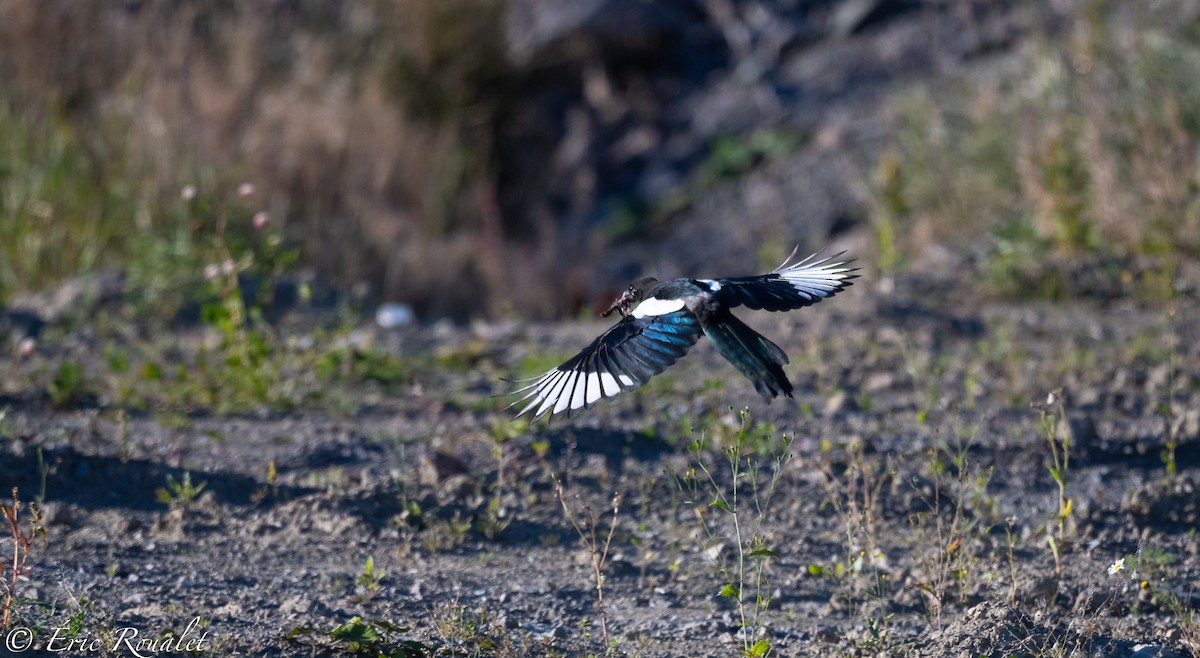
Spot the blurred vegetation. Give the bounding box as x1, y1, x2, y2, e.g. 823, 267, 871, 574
6, 179, 417, 415
0, 0, 511, 318
1, 0, 1198, 319
871, 1, 1200, 301
0, 100, 143, 303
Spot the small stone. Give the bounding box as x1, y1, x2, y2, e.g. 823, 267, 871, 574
528, 622, 563, 641
38, 502, 71, 526
419, 451, 471, 486
864, 372, 894, 392
825, 390, 851, 415
1073, 588, 1104, 614
213, 601, 242, 618
1075, 386, 1102, 407
376, 303, 415, 329
438, 474, 476, 502
280, 596, 312, 616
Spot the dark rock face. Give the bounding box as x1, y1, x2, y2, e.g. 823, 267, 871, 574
497, 0, 728, 235
491, 0, 1048, 312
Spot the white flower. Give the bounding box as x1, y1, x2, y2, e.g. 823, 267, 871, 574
181, 184, 197, 201
1107, 558, 1125, 576
203, 263, 220, 281
237, 182, 255, 198
253, 211, 270, 230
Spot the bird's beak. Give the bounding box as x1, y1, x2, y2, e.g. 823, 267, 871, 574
602, 290, 635, 318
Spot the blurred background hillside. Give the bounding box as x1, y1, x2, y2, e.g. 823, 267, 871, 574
1, 0, 1197, 323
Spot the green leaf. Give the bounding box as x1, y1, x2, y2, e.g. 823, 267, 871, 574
709, 500, 731, 512
747, 548, 778, 558
330, 619, 380, 644
747, 639, 771, 657
806, 563, 824, 576
718, 583, 739, 597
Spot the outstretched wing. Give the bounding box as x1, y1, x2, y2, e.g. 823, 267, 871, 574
704, 248, 858, 312
508, 309, 701, 420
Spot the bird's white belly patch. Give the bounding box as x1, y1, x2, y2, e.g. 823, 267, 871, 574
699, 279, 722, 291
631, 297, 685, 318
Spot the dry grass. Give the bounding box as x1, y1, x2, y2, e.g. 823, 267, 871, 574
0, 0, 514, 317
871, 0, 1200, 300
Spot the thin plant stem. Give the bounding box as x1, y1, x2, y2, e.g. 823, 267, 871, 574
554, 476, 620, 652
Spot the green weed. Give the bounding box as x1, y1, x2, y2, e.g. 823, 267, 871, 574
429, 601, 520, 657
420, 513, 473, 553
355, 555, 384, 601
59, 596, 95, 643
817, 435, 895, 650
47, 359, 87, 407
1158, 306, 1182, 480
316, 345, 411, 391
155, 472, 208, 513
288, 616, 430, 657
705, 128, 805, 182
677, 408, 791, 657
1035, 389, 1072, 570
908, 433, 993, 628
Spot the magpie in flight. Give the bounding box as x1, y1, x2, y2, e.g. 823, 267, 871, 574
508, 248, 857, 420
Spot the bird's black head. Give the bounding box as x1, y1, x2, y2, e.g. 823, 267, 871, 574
602, 277, 659, 317
627, 277, 659, 298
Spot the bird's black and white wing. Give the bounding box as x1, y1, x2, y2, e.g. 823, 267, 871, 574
701, 249, 858, 312
508, 307, 701, 420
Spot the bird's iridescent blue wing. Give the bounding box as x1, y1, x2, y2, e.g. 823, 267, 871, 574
507, 309, 701, 420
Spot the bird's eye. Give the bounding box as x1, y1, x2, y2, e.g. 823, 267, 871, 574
628, 285, 636, 292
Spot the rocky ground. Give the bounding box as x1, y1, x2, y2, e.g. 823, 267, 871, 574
1, 257, 1197, 658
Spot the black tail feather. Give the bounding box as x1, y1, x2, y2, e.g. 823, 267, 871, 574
703, 314, 793, 401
